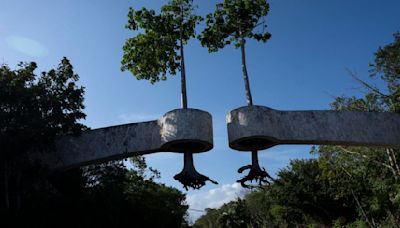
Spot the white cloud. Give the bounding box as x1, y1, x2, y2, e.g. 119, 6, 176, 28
6, 35, 48, 57
186, 183, 249, 222
117, 112, 160, 123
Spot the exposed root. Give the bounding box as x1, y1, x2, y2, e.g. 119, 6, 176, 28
174, 169, 218, 190
237, 150, 274, 189
174, 152, 218, 190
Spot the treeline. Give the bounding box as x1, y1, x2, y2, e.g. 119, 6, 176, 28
0, 58, 188, 227
194, 33, 400, 227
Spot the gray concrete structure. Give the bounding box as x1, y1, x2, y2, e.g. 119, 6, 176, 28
227, 105, 400, 151
34, 109, 213, 170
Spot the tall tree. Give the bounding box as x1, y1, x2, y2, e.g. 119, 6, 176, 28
0, 59, 189, 226
121, 0, 217, 190
0, 58, 86, 211
199, 0, 272, 188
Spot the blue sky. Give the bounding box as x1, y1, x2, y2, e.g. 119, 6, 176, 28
1, 0, 399, 222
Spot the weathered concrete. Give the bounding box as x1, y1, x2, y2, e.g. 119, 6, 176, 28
34, 108, 213, 170
227, 105, 400, 151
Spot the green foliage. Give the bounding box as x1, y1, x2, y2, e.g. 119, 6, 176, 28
5, 160, 188, 227
79, 161, 188, 227
0, 60, 189, 227
121, 0, 202, 84
0, 58, 87, 217
370, 32, 400, 98
0, 57, 87, 222
218, 199, 252, 228
193, 208, 222, 228
199, 0, 271, 51
194, 199, 253, 228
0, 58, 86, 160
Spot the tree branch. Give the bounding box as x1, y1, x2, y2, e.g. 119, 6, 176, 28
339, 165, 376, 227
346, 68, 390, 98
337, 146, 398, 179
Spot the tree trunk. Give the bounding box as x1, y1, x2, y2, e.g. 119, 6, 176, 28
240, 38, 253, 106
180, 39, 188, 109
183, 152, 194, 170
387, 149, 400, 178
15, 170, 21, 210
179, 7, 190, 171
251, 150, 259, 167
179, 13, 188, 109
3, 161, 10, 209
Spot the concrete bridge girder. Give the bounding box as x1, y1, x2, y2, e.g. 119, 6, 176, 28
227, 105, 400, 151
33, 106, 400, 170
36, 108, 213, 170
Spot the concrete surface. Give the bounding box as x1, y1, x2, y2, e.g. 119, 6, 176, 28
33, 108, 213, 170
227, 105, 400, 151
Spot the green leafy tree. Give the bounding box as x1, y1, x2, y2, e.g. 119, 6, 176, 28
199, 0, 272, 188
194, 208, 222, 228
121, 0, 217, 190
199, 0, 271, 106
77, 160, 189, 227
9, 159, 189, 227
218, 199, 253, 228
314, 32, 400, 226
0, 59, 190, 227
0, 58, 86, 211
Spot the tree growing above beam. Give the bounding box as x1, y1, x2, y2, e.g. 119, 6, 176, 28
199, 0, 273, 188
121, 0, 217, 190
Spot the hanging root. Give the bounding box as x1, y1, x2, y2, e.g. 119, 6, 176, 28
237, 150, 274, 189
237, 164, 274, 188
174, 152, 218, 190
174, 169, 218, 190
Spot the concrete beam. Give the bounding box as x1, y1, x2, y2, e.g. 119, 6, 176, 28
227, 105, 400, 151
34, 109, 213, 170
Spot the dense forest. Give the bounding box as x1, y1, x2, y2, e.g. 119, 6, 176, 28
194, 33, 400, 227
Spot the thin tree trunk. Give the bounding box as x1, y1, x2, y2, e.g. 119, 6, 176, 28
240, 38, 253, 106
183, 152, 194, 170
341, 166, 376, 227
179, 6, 191, 171
15, 170, 21, 210
180, 39, 188, 109
242, 38, 259, 166
179, 10, 188, 109
251, 150, 259, 166
350, 189, 376, 228
388, 149, 400, 177
338, 146, 398, 179
3, 161, 10, 209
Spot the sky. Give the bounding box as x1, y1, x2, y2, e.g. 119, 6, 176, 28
1, 0, 399, 222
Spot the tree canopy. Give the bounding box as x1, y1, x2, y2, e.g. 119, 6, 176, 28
121, 0, 201, 84
0, 57, 86, 161
199, 0, 271, 52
